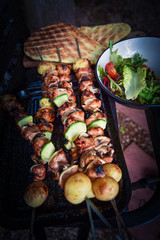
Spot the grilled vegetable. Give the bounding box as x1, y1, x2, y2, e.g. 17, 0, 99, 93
87, 119, 107, 130
42, 131, 52, 140
24, 181, 48, 208
65, 122, 87, 142
53, 94, 69, 107
39, 98, 54, 108
64, 172, 91, 204
17, 115, 33, 127
92, 176, 119, 201
40, 142, 55, 162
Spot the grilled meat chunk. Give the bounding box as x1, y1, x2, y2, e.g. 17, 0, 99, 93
1, 94, 25, 115
32, 136, 49, 157
59, 74, 71, 82
21, 123, 44, 143
38, 122, 54, 132
80, 149, 97, 168
85, 158, 105, 179
74, 134, 95, 153
81, 89, 96, 104
70, 146, 80, 164
82, 98, 101, 112
87, 127, 104, 138
30, 163, 46, 181
76, 68, 94, 80
86, 111, 107, 126
60, 81, 73, 90
35, 107, 55, 123
95, 145, 114, 163
58, 101, 76, 116
94, 136, 111, 147
48, 148, 69, 179
57, 63, 71, 76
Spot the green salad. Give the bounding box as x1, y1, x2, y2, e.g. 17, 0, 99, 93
98, 41, 160, 104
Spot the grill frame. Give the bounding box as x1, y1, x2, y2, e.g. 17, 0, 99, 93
0, 67, 131, 230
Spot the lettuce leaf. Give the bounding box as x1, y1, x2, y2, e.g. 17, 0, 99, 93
122, 65, 147, 100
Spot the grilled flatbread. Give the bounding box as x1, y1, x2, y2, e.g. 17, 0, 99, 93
24, 22, 105, 65
79, 23, 131, 48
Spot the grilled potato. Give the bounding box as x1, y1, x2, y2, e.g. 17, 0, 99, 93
37, 61, 56, 75
103, 163, 122, 182
73, 58, 91, 72
92, 176, 119, 201
24, 181, 48, 208
64, 172, 91, 204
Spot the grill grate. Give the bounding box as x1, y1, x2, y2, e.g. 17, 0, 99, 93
0, 68, 131, 229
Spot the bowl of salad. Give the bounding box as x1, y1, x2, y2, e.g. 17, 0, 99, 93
96, 37, 160, 109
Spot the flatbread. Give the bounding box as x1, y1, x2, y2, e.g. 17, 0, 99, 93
24, 22, 105, 65
79, 23, 131, 47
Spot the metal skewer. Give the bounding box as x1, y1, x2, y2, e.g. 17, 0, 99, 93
36, 47, 44, 61
75, 38, 82, 58
57, 47, 62, 63
111, 199, 135, 240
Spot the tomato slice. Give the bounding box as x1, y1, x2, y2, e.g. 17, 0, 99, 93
105, 62, 119, 79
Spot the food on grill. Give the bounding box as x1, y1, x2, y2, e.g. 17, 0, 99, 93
72, 58, 91, 72
35, 107, 55, 123
24, 181, 48, 208
58, 165, 79, 189
30, 164, 46, 181
39, 98, 54, 108
48, 148, 69, 180
21, 123, 44, 143
17, 115, 33, 127
92, 176, 119, 201
24, 22, 105, 65
103, 163, 122, 182
2, 52, 122, 208
64, 172, 91, 204
64, 121, 87, 142
37, 61, 56, 75
40, 141, 55, 162
53, 93, 69, 107
57, 63, 71, 76
79, 23, 131, 48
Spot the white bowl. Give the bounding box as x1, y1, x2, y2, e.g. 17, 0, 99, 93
95, 37, 160, 109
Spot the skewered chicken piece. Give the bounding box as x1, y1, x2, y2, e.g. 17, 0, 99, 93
48, 148, 69, 180
57, 63, 71, 76
30, 163, 46, 181
35, 107, 55, 123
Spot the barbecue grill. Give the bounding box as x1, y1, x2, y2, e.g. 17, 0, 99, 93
0, 1, 160, 240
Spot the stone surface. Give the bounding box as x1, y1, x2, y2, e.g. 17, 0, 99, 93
116, 103, 149, 132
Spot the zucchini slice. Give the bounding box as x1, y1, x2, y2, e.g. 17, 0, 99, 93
17, 115, 33, 127
40, 142, 55, 162
65, 122, 87, 142
42, 131, 52, 140
87, 119, 107, 130
39, 98, 53, 108
53, 94, 68, 107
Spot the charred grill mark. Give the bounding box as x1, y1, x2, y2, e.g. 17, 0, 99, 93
94, 164, 104, 175
32, 133, 44, 142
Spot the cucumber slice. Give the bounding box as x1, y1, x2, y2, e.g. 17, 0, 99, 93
65, 122, 87, 142
53, 94, 68, 107
42, 131, 52, 140
17, 115, 33, 127
39, 98, 53, 108
40, 142, 55, 162
87, 119, 107, 130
